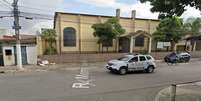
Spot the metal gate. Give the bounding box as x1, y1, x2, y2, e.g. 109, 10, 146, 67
14, 46, 28, 65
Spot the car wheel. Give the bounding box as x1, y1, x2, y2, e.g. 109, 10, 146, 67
146, 66, 154, 73
185, 58, 190, 63
119, 67, 127, 75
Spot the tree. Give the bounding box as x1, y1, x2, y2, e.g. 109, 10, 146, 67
92, 17, 125, 52
140, 0, 201, 18
184, 17, 201, 51
153, 16, 185, 51
41, 29, 57, 55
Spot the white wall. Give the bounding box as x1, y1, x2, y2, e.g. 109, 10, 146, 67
26, 45, 37, 64
2, 46, 15, 66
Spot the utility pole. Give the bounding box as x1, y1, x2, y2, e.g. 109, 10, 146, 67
12, 0, 23, 69
170, 84, 176, 101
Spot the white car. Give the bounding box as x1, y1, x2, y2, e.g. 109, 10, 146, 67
106, 55, 156, 75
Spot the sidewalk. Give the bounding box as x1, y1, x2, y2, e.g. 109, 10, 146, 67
0, 58, 200, 74
155, 82, 201, 101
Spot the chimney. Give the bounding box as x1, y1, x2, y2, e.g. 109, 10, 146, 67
131, 10, 136, 20
116, 9, 120, 19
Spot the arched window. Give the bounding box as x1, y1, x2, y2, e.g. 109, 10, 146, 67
135, 35, 144, 47
63, 27, 76, 47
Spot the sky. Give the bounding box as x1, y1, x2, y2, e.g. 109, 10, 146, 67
0, 0, 201, 35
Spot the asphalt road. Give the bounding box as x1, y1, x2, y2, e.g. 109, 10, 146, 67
0, 61, 201, 101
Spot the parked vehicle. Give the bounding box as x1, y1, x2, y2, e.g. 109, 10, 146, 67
164, 52, 178, 64
177, 52, 191, 62
164, 52, 191, 64
106, 55, 156, 75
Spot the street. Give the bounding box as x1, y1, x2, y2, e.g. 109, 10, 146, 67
0, 61, 201, 101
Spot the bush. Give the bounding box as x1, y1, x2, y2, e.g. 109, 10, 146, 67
44, 47, 57, 55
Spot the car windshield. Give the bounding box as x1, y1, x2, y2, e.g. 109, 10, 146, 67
118, 56, 130, 61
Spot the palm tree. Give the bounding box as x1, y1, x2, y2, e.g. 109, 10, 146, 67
41, 29, 57, 55
184, 17, 201, 51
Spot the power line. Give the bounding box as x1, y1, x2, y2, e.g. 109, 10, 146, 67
0, 1, 12, 9
0, 11, 12, 15
19, 12, 53, 20
2, 0, 11, 5
18, 5, 54, 12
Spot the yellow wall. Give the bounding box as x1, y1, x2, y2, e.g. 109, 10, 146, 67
36, 36, 43, 56
134, 37, 149, 51
55, 13, 159, 53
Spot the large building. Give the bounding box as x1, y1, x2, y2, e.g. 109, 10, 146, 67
53, 9, 160, 54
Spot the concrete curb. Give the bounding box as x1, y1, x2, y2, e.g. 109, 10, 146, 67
0, 58, 200, 73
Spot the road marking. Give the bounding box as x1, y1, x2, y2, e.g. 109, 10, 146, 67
72, 64, 95, 89
72, 83, 90, 88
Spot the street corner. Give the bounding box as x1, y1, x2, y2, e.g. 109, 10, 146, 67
155, 82, 201, 101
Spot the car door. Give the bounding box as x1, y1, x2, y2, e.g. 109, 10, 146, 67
128, 56, 138, 71
138, 56, 147, 70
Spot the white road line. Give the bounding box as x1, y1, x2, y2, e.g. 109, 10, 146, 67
72, 64, 95, 89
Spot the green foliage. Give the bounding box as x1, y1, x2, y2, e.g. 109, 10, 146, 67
153, 16, 185, 51
152, 30, 165, 41
154, 16, 185, 43
41, 29, 57, 42
44, 47, 57, 55
140, 0, 201, 18
41, 29, 57, 55
184, 17, 201, 36
92, 17, 125, 45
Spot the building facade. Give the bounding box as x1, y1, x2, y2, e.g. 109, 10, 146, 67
0, 35, 37, 66
54, 10, 160, 54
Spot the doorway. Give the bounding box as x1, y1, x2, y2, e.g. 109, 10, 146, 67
119, 37, 130, 53
14, 46, 28, 65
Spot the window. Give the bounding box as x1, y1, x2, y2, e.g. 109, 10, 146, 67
139, 56, 146, 61
118, 56, 130, 61
129, 57, 138, 62
146, 56, 152, 60
102, 40, 113, 47
63, 27, 76, 47
135, 35, 144, 47
5, 49, 12, 56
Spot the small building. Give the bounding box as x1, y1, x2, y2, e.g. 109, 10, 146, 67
0, 35, 37, 66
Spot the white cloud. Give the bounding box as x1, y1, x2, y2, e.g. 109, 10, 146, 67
181, 6, 201, 19
77, 0, 201, 19
78, 0, 117, 7
77, 0, 159, 19
0, 0, 200, 35
120, 1, 159, 19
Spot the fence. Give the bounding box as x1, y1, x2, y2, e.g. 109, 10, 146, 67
40, 51, 201, 63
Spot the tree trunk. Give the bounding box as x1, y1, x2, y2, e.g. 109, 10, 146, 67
166, 47, 169, 52
98, 43, 101, 53
101, 44, 103, 53
184, 40, 187, 51
193, 41, 197, 51
115, 38, 118, 53
171, 41, 177, 52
